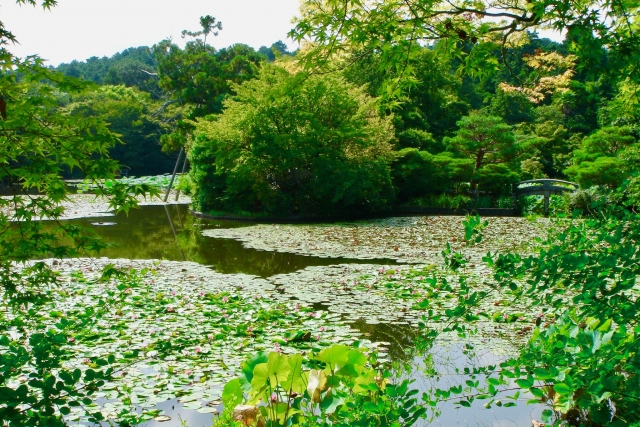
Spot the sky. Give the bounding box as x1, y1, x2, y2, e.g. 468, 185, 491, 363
1, 0, 302, 66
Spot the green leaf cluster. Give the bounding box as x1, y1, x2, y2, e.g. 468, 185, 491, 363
189, 64, 396, 217
218, 344, 425, 427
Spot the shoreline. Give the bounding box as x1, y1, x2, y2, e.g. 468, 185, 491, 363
1, 192, 191, 221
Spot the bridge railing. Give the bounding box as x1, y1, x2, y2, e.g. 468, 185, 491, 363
513, 179, 579, 215
516, 179, 580, 190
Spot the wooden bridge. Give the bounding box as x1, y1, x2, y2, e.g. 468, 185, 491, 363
514, 179, 579, 214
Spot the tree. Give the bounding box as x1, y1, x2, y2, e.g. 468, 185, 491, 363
290, 0, 640, 95
181, 15, 222, 46
63, 85, 176, 176
342, 46, 470, 150
444, 113, 522, 190
391, 149, 446, 202
573, 126, 637, 162
189, 64, 396, 216
152, 36, 264, 151
103, 58, 161, 97
565, 126, 639, 188
565, 156, 627, 188
257, 40, 292, 62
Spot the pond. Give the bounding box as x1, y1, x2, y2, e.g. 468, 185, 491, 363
73, 204, 401, 277
34, 205, 547, 426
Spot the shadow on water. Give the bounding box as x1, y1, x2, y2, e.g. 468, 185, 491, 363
67, 204, 400, 278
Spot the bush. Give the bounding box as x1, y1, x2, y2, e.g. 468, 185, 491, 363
391, 148, 446, 202
405, 193, 473, 209
189, 65, 396, 217
474, 164, 520, 196
565, 156, 626, 188
431, 153, 474, 191
565, 186, 612, 214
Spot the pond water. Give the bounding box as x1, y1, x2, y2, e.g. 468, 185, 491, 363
74, 204, 400, 277
56, 205, 544, 427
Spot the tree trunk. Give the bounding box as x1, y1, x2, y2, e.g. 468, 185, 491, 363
470, 151, 484, 192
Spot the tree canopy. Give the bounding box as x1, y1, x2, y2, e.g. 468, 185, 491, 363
290, 0, 640, 100
189, 64, 396, 216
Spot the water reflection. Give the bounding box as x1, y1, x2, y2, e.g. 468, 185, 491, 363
348, 321, 546, 426
66, 205, 400, 278
349, 319, 419, 362
403, 343, 545, 427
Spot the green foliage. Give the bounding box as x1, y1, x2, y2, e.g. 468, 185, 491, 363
573, 126, 638, 163
444, 113, 523, 191
530, 105, 576, 177
219, 344, 425, 427
482, 207, 640, 425
152, 38, 265, 152
76, 174, 183, 193
258, 40, 293, 62
391, 149, 446, 202
403, 193, 473, 209
0, 8, 157, 424
431, 153, 474, 192
63, 85, 176, 176
291, 0, 640, 104
518, 194, 569, 216
0, 326, 116, 426
566, 126, 639, 188
343, 47, 469, 144
152, 39, 263, 116
410, 195, 640, 426
488, 89, 535, 125
189, 65, 396, 217
181, 15, 222, 46
565, 156, 626, 188
0, 61, 156, 267
103, 57, 161, 97
56, 46, 159, 95
474, 164, 520, 196
520, 158, 547, 180
463, 214, 488, 244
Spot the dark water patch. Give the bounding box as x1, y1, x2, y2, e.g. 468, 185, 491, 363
62, 205, 399, 278
349, 319, 419, 362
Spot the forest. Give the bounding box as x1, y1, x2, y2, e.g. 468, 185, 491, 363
1, 0, 640, 426
47, 13, 639, 218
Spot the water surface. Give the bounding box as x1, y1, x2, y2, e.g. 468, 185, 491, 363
75, 204, 400, 277
59, 205, 545, 427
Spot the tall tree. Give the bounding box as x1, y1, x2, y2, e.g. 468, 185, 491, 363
444, 113, 522, 190
64, 85, 175, 175
182, 15, 222, 46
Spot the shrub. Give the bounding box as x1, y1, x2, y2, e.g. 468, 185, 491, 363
189, 65, 396, 217
474, 164, 520, 196
565, 156, 626, 188
431, 153, 474, 191
391, 148, 446, 202
405, 193, 473, 209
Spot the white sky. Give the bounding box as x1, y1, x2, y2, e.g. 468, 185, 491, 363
1, 0, 302, 66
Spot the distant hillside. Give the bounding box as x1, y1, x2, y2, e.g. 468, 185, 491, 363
53, 46, 162, 97
53, 42, 294, 99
